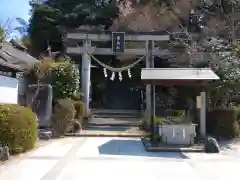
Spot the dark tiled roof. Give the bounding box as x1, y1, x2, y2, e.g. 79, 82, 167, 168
0, 41, 38, 71
0, 56, 21, 71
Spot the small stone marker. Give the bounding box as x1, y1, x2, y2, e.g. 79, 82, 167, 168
66, 120, 81, 133
38, 129, 53, 140
204, 137, 220, 153
0, 146, 3, 159
0, 146, 10, 161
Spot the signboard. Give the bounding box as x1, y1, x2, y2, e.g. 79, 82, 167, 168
112, 32, 125, 53
196, 96, 201, 108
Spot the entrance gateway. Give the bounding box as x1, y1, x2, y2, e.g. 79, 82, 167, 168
66, 30, 220, 137
66, 29, 170, 125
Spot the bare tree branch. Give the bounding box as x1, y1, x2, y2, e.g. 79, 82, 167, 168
0, 19, 14, 42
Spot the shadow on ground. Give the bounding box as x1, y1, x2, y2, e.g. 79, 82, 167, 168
98, 139, 183, 159
218, 138, 240, 151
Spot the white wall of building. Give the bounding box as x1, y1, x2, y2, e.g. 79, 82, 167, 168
0, 75, 19, 104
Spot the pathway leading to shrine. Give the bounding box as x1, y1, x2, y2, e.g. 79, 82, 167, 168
0, 137, 240, 180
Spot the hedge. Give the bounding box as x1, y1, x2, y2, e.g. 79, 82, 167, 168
206, 108, 240, 138
0, 104, 38, 154
74, 101, 85, 119
51, 98, 76, 136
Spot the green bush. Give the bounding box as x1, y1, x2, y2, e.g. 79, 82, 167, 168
174, 110, 186, 117
52, 98, 76, 136
51, 61, 80, 102
0, 104, 38, 154
28, 59, 80, 103
207, 108, 240, 138
74, 101, 85, 119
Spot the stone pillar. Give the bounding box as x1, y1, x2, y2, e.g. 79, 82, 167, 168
82, 40, 91, 115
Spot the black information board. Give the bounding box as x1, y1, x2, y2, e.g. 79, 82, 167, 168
112, 32, 125, 53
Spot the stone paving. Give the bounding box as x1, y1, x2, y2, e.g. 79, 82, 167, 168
0, 137, 240, 180
71, 126, 144, 137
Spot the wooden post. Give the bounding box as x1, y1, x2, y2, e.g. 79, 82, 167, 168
145, 40, 155, 127
82, 39, 91, 115
200, 91, 206, 137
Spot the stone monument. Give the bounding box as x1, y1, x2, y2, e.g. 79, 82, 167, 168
204, 137, 220, 153
26, 84, 53, 128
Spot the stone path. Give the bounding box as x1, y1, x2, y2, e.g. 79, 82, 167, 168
71, 126, 144, 137
1, 137, 240, 180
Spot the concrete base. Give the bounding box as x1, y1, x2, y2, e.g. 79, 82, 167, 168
141, 137, 204, 153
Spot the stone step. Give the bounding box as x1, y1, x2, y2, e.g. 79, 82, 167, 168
93, 114, 142, 118
91, 109, 142, 116
65, 129, 145, 137
89, 117, 142, 126
87, 125, 135, 131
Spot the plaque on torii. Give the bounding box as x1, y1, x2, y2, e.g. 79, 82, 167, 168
112, 32, 125, 53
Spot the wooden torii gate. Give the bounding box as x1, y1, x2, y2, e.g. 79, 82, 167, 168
66, 30, 170, 124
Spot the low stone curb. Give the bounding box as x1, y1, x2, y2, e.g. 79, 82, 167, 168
141, 137, 205, 153
87, 123, 141, 127
65, 132, 144, 138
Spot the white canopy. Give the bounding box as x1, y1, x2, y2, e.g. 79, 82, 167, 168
141, 68, 219, 81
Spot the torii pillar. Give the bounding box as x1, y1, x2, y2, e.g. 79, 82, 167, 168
145, 40, 155, 127
81, 39, 91, 115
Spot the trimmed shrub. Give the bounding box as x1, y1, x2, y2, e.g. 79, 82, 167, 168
0, 104, 38, 154
28, 59, 80, 103
206, 108, 240, 138
51, 98, 76, 136
74, 101, 85, 119
70, 91, 83, 102
73, 101, 90, 129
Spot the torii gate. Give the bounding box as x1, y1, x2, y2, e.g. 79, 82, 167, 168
66, 29, 170, 125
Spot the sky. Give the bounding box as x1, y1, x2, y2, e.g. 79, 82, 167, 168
0, 0, 31, 37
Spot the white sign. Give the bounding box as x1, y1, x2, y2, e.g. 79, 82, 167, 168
0, 75, 19, 104
196, 96, 201, 108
